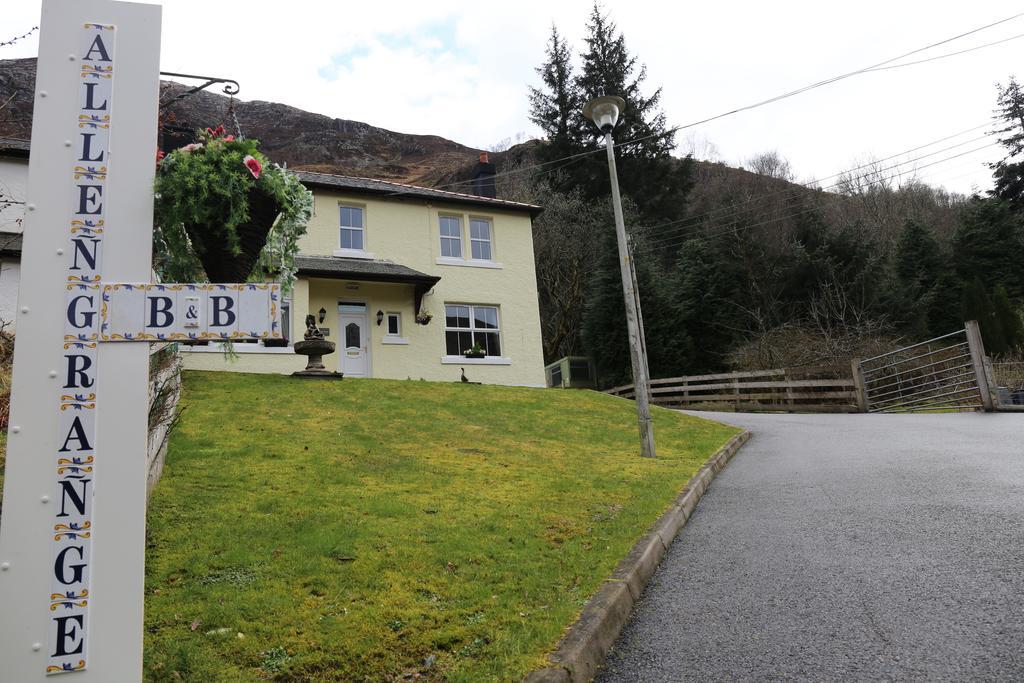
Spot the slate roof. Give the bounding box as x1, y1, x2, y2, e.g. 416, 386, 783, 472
0, 232, 22, 256
295, 171, 543, 217
295, 255, 440, 285
0, 138, 30, 158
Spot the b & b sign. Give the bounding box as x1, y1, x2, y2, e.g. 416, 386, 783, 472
69, 282, 283, 342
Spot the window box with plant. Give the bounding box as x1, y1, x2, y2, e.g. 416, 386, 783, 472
463, 343, 486, 359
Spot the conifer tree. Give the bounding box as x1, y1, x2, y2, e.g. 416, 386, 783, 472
528, 26, 583, 165
991, 78, 1024, 211
954, 198, 1024, 299
581, 220, 632, 387
961, 278, 1006, 354
527, 4, 693, 223
573, 4, 692, 222
576, 4, 673, 159
926, 271, 964, 337
895, 218, 942, 292
992, 284, 1024, 351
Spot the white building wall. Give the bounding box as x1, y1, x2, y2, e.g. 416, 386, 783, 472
0, 259, 21, 329
0, 156, 27, 330
0, 156, 27, 233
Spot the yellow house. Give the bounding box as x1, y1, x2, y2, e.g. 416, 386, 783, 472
181, 168, 547, 387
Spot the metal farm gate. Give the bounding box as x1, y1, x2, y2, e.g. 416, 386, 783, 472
856, 322, 992, 413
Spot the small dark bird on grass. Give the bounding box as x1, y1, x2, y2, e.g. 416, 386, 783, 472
460, 368, 469, 383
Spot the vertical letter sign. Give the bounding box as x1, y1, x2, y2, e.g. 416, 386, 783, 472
1, 2, 282, 679
45, 21, 116, 673
0, 2, 162, 680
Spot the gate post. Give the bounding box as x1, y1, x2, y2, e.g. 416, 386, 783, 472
850, 358, 868, 412
965, 320, 995, 412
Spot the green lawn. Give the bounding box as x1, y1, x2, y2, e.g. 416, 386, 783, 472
140, 372, 738, 680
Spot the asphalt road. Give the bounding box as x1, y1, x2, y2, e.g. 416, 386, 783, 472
597, 412, 1024, 682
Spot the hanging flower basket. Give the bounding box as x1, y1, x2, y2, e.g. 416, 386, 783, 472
415, 312, 433, 325
185, 184, 280, 282
153, 126, 311, 289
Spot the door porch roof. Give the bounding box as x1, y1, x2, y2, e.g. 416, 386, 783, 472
294, 255, 440, 313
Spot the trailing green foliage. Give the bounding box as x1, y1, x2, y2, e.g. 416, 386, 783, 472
152, 128, 311, 292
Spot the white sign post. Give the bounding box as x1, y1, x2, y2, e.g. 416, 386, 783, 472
0, 1, 280, 679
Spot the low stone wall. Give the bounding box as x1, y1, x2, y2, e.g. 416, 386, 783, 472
147, 344, 182, 502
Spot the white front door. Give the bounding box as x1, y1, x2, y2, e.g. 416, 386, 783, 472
339, 312, 369, 376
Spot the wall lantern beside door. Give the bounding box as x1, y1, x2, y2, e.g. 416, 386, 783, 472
318, 307, 327, 324
376, 310, 384, 326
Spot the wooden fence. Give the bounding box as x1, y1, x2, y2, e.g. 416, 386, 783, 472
605, 365, 859, 412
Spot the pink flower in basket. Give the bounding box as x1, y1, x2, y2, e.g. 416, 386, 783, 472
243, 154, 262, 179
180, 142, 204, 154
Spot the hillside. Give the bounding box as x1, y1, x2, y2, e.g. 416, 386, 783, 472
0, 57, 484, 185
0, 57, 797, 197
142, 371, 739, 680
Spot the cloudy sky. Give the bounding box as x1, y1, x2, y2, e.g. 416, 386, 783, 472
3, 1, 1021, 194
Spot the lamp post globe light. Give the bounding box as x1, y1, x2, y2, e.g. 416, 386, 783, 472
583, 95, 657, 458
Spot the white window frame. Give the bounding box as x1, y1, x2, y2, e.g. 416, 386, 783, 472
381, 311, 408, 345
441, 303, 509, 364
334, 203, 375, 259
385, 312, 401, 337
469, 217, 493, 261
439, 214, 463, 259
435, 213, 502, 269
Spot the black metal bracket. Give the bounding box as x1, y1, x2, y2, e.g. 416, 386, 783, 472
158, 71, 240, 109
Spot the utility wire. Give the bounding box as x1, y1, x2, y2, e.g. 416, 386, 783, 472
864, 31, 1024, 72
623, 12, 1024, 150
646, 142, 999, 252
639, 123, 992, 239
651, 143, 995, 249
420, 12, 1024, 195
644, 132, 994, 243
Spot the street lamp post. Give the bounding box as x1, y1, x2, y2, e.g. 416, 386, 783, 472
583, 95, 656, 458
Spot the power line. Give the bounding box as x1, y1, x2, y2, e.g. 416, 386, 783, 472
630, 12, 1024, 149
639, 123, 992, 239
644, 131, 995, 243
610, 143, 995, 323
864, 31, 1024, 72
423, 11, 1024, 195
646, 142, 999, 252
648, 142, 998, 250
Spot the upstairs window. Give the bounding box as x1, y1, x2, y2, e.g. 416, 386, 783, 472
339, 205, 365, 251
469, 218, 492, 260
439, 215, 462, 258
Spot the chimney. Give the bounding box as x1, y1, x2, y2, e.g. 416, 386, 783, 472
472, 151, 497, 199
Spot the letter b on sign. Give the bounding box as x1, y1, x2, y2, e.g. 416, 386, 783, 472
146, 295, 174, 328
207, 289, 239, 338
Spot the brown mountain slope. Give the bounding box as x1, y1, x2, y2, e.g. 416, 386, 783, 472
0, 57, 482, 186
0, 55, 962, 245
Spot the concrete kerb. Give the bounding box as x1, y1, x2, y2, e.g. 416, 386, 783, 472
523, 430, 751, 683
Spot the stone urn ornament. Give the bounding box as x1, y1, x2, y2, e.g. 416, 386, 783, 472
292, 314, 343, 379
